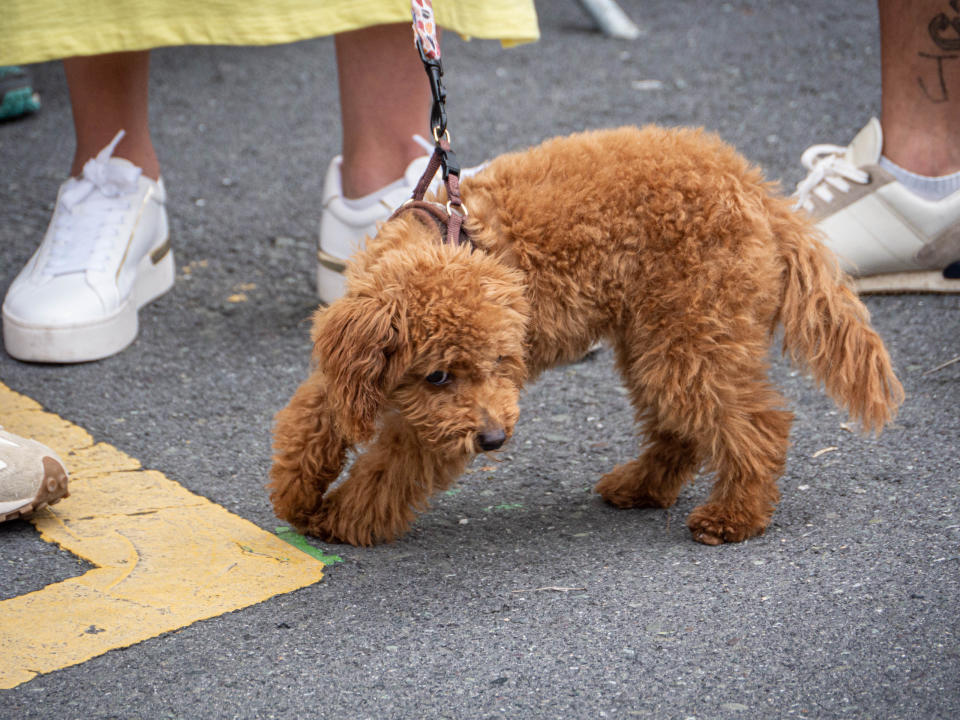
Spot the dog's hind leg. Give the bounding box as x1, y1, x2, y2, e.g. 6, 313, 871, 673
612, 320, 792, 544
685, 388, 792, 545
598, 332, 704, 511
678, 358, 793, 545
595, 425, 700, 509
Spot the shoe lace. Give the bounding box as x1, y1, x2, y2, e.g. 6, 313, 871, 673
42, 130, 143, 277
793, 143, 870, 212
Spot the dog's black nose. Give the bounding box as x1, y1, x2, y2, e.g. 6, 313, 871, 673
477, 428, 507, 452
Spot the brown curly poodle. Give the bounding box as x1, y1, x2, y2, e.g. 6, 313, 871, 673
269, 126, 904, 547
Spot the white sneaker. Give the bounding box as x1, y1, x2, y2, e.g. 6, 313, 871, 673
317, 154, 431, 304
317, 137, 487, 304
794, 118, 960, 293
0, 428, 69, 523
2, 131, 174, 362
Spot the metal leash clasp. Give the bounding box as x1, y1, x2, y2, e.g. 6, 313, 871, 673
414, 34, 460, 184
416, 36, 448, 145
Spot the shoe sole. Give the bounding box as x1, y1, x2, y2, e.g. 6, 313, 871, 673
0, 456, 69, 523
2, 239, 175, 363
316, 249, 347, 305
855, 270, 960, 294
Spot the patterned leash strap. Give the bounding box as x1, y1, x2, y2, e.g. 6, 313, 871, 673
411, 0, 440, 61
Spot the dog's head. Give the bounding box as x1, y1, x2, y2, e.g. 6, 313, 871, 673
312, 212, 530, 458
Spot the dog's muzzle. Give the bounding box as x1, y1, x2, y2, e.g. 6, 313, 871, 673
476, 428, 507, 452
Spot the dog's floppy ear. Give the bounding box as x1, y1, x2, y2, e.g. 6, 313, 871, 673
311, 296, 409, 443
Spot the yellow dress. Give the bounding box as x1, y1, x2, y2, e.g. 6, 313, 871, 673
1, 0, 539, 65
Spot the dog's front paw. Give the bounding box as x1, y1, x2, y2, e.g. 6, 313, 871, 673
301, 488, 412, 547
686, 503, 769, 545
301, 506, 378, 547
270, 486, 324, 536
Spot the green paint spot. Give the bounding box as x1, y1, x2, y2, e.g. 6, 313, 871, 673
275, 527, 343, 564
445, 488, 463, 496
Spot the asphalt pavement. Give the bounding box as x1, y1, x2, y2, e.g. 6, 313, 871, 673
1, 1, 958, 718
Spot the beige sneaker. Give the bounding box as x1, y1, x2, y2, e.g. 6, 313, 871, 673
794, 118, 960, 293
0, 429, 69, 522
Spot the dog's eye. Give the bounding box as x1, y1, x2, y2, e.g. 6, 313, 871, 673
425, 370, 452, 386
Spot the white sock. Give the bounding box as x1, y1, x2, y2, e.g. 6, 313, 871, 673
340, 176, 409, 211
879, 156, 960, 201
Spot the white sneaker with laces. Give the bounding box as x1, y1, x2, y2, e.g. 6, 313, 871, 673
0, 428, 69, 523
793, 118, 960, 293
317, 135, 487, 304
2, 131, 174, 362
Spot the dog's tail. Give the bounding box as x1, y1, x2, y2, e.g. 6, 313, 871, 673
771, 198, 904, 433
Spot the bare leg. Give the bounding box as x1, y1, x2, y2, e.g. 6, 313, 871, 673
63, 51, 159, 180
879, 0, 960, 176
335, 23, 433, 198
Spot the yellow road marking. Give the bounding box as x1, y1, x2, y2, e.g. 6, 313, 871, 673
0, 383, 325, 689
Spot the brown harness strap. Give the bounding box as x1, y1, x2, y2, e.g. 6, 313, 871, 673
412, 144, 445, 202
392, 136, 472, 249
393, 200, 472, 249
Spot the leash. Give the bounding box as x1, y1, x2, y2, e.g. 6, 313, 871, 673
401, 0, 470, 248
